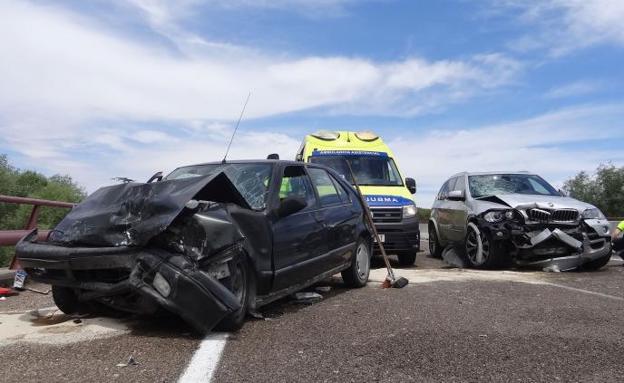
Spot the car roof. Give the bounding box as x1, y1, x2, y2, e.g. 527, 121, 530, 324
449, 170, 533, 178
170, 159, 331, 171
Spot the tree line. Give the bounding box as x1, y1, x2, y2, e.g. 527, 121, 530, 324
0, 154, 85, 266
563, 164, 624, 219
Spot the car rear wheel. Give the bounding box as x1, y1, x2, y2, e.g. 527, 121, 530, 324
465, 222, 506, 269
428, 224, 443, 258
214, 254, 252, 332
342, 239, 371, 288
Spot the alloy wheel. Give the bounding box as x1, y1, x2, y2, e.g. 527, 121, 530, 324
466, 224, 490, 266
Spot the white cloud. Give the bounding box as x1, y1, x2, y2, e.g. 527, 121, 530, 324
0, 0, 535, 198
497, 0, 624, 55
544, 80, 604, 99
388, 103, 624, 207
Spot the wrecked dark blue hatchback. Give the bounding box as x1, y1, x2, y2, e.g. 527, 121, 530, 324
16, 160, 372, 333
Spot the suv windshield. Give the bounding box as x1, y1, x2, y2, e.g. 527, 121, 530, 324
165, 163, 273, 210
468, 174, 559, 198
309, 155, 403, 186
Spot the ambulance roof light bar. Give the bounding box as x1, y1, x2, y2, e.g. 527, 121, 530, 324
354, 131, 379, 141
311, 130, 340, 141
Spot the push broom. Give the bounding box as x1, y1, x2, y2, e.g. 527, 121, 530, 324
345, 161, 409, 289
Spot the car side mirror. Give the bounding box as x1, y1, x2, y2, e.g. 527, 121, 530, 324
277, 197, 307, 218
558, 189, 567, 197
147, 171, 163, 183
406, 177, 417, 194
447, 190, 465, 201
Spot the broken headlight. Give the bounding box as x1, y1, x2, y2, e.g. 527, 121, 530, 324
483, 210, 515, 223
582, 208, 606, 220
403, 204, 417, 218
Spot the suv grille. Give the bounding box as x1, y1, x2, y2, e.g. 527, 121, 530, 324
527, 208, 579, 223
370, 208, 402, 223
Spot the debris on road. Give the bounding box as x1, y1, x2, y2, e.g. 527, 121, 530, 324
116, 355, 139, 368
441, 246, 466, 268
13, 270, 27, 289
293, 292, 323, 304
315, 286, 331, 293
0, 287, 17, 297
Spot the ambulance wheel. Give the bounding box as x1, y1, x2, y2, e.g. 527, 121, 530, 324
397, 250, 417, 266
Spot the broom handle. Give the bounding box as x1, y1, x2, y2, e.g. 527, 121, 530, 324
345, 161, 396, 281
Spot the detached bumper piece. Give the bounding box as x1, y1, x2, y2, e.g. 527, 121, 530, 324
16, 230, 240, 334
513, 227, 612, 271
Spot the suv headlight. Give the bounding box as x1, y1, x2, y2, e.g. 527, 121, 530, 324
483, 210, 515, 223
403, 204, 417, 218
582, 208, 606, 220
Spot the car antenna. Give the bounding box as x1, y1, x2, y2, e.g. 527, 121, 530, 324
222, 91, 252, 164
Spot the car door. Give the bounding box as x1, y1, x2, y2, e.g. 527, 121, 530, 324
436, 178, 454, 243
446, 175, 469, 242
307, 167, 358, 272
272, 165, 325, 291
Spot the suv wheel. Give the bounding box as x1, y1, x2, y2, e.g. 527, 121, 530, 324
428, 224, 443, 258
465, 222, 505, 269
342, 239, 371, 288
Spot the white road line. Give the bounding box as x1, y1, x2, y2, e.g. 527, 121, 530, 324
178, 333, 228, 383
542, 282, 624, 302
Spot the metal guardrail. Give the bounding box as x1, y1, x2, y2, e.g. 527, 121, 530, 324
0, 195, 75, 269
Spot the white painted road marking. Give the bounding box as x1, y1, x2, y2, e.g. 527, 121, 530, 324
178, 333, 228, 383
542, 282, 624, 302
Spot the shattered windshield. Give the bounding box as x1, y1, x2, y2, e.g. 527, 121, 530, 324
165, 163, 273, 210
309, 155, 403, 186
468, 174, 559, 198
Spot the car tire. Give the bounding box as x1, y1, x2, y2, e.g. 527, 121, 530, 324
397, 250, 417, 266
581, 253, 611, 271
428, 224, 443, 258
342, 239, 371, 288
52, 286, 89, 314
464, 222, 506, 269
214, 253, 253, 332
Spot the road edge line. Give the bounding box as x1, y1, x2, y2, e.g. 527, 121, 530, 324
178, 333, 228, 383
542, 282, 624, 302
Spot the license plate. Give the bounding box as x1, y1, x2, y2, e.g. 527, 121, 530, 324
374, 234, 385, 243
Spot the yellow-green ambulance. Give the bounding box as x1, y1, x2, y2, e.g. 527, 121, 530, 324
297, 131, 420, 265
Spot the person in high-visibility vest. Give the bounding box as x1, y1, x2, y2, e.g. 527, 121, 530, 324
613, 220, 624, 253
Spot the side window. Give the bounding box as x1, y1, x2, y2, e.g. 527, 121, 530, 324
308, 168, 342, 206
280, 166, 317, 210
437, 180, 451, 200
330, 174, 351, 204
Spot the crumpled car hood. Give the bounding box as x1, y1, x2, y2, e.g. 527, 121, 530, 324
478, 194, 595, 212
50, 171, 249, 247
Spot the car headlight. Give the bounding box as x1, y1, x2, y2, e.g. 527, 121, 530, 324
582, 208, 606, 220
403, 204, 417, 218
153, 272, 171, 297
483, 210, 515, 223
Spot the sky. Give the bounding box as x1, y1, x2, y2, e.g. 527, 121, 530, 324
1, 0, 623, 207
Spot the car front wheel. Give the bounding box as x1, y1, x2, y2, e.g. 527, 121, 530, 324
214, 253, 252, 332
465, 222, 506, 269
342, 239, 371, 288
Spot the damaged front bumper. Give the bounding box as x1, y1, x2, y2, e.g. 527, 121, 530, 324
16, 230, 241, 333
478, 217, 612, 271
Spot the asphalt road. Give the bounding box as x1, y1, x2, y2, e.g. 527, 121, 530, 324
2, 245, 624, 382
